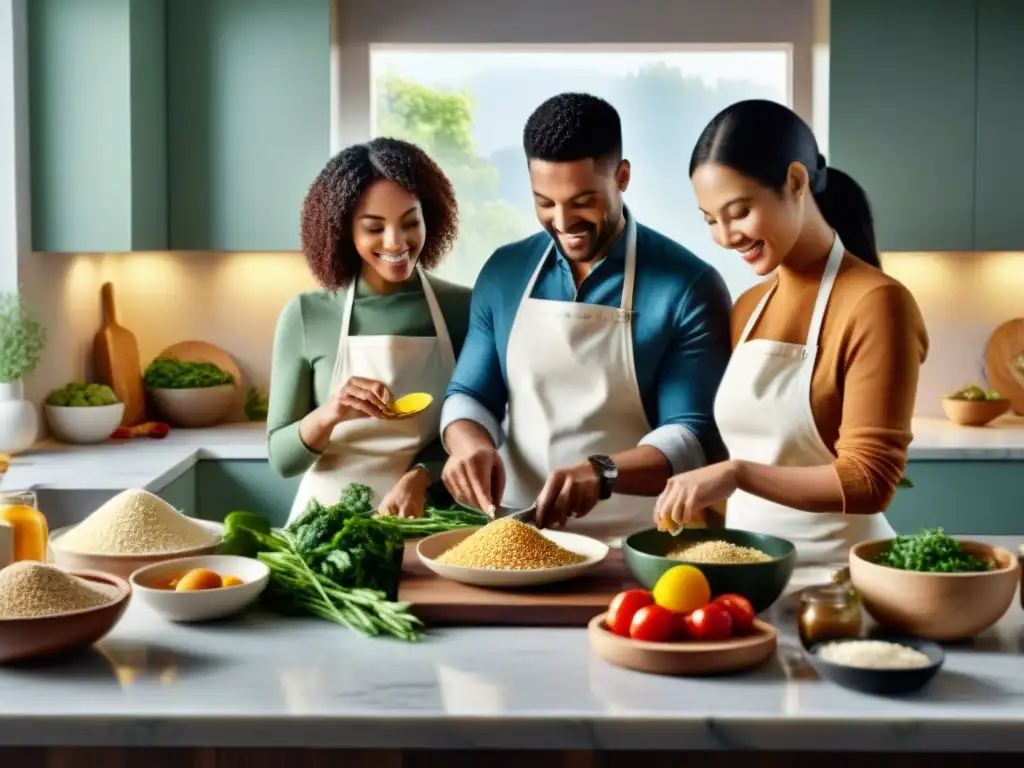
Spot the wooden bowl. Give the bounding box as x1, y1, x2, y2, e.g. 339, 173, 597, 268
588, 612, 777, 675
622, 527, 796, 613
849, 539, 1020, 641
941, 397, 1010, 426
0, 569, 131, 665
48, 520, 224, 580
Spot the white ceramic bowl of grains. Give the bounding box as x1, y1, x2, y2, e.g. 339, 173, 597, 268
48, 488, 223, 580
0, 562, 131, 664
129, 554, 269, 622
416, 517, 609, 588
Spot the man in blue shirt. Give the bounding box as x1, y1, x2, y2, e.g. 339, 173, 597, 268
440, 92, 732, 542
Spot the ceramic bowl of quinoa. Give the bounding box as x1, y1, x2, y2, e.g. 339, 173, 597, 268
48, 488, 223, 580
416, 518, 609, 588
623, 528, 797, 613
0, 562, 131, 664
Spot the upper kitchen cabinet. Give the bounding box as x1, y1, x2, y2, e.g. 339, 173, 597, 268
974, 0, 1024, 251
29, 0, 168, 253
830, 0, 978, 252
166, 0, 331, 252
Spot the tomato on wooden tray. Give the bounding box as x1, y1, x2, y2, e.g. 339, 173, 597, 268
713, 593, 756, 634
629, 604, 678, 642
685, 602, 733, 641
606, 589, 655, 637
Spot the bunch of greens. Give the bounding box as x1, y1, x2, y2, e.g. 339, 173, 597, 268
245, 386, 269, 420
0, 291, 46, 384
873, 527, 993, 573
219, 483, 488, 641
46, 380, 120, 407
144, 356, 234, 389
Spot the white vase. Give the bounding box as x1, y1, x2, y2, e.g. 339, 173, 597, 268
0, 380, 39, 455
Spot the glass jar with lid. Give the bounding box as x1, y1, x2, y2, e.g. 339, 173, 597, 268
0, 490, 49, 562
798, 569, 863, 647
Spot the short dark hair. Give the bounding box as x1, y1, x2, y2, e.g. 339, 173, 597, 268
522, 92, 623, 167
300, 137, 459, 291
690, 99, 880, 269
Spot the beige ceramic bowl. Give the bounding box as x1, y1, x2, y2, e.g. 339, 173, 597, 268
0, 569, 131, 664
150, 384, 235, 428
850, 538, 1020, 641
48, 520, 224, 580
129, 555, 269, 623
941, 397, 1010, 426
44, 402, 125, 444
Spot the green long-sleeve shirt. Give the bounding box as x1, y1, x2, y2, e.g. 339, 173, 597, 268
266, 272, 472, 483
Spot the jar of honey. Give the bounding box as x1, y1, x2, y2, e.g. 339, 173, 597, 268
0, 490, 49, 562
798, 577, 863, 648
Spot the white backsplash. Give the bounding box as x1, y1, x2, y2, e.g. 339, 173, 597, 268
18, 248, 1024, 422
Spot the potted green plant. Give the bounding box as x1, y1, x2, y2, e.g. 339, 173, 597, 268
0, 291, 47, 454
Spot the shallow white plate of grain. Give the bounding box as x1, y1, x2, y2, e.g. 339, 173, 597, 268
416, 522, 609, 589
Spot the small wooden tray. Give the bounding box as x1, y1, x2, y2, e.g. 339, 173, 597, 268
588, 612, 778, 676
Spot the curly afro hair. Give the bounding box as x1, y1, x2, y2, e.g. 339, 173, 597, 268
300, 137, 459, 291
522, 92, 623, 167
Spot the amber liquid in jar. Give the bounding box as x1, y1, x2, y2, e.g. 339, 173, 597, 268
0, 490, 49, 562
798, 582, 863, 648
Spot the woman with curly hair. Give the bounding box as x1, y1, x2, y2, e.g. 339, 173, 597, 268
268, 137, 471, 524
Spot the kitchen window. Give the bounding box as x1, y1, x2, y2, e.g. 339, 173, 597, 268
367, 46, 792, 297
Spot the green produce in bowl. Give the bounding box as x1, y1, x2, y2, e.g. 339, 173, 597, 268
872, 527, 993, 573
46, 380, 120, 407
144, 356, 234, 389
946, 383, 1004, 402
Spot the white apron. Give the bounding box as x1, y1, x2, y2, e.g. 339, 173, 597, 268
287, 267, 455, 524
499, 213, 654, 545
714, 232, 895, 568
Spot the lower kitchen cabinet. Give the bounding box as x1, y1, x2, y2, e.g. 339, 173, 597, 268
181, 459, 1023, 536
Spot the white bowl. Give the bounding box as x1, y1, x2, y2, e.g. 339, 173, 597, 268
48, 520, 224, 581
416, 526, 609, 588
150, 384, 235, 428
129, 554, 270, 622
44, 403, 124, 444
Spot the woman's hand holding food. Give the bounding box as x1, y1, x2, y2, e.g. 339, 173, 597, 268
299, 377, 396, 452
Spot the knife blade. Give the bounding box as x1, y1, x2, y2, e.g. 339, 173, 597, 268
497, 502, 538, 527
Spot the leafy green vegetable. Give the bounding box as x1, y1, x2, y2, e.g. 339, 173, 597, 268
873, 527, 993, 573
217, 482, 487, 640
144, 356, 234, 389
46, 380, 120, 407
0, 290, 46, 383
245, 386, 269, 420
897, 476, 913, 489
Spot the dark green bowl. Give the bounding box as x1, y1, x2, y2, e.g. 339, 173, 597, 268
622, 527, 797, 613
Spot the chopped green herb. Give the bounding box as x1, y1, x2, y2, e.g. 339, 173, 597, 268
144, 356, 234, 389
873, 527, 993, 573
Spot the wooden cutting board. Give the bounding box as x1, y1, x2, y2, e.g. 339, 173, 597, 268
398, 542, 642, 627
985, 318, 1024, 415
92, 282, 146, 427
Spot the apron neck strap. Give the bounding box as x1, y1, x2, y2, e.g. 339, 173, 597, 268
737, 231, 845, 346
416, 266, 455, 366
805, 231, 845, 347
339, 275, 358, 340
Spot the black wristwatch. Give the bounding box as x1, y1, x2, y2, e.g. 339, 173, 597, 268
588, 454, 618, 500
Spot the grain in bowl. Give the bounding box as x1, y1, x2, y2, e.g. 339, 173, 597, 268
816, 639, 932, 670
667, 539, 772, 564
0, 562, 115, 619
53, 488, 219, 555
436, 518, 587, 570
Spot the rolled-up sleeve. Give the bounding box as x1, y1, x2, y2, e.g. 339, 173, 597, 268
638, 266, 733, 474
833, 284, 928, 514
440, 263, 508, 451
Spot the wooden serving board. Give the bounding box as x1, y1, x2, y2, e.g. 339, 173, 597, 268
92, 282, 146, 426
398, 542, 642, 627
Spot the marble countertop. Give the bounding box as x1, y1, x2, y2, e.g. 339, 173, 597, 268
0, 537, 1022, 750
2, 415, 1023, 493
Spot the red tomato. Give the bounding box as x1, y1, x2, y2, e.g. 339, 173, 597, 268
686, 602, 733, 641
605, 589, 654, 637
713, 594, 756, 634
629, 604, 678, 642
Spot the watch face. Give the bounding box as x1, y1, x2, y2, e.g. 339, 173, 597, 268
590, 455, 616, 475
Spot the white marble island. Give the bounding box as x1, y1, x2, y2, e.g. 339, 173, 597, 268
1, 541, 1023, 759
